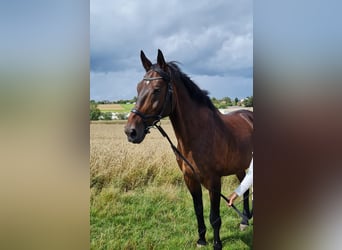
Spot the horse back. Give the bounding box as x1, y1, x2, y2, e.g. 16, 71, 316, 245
221, 109, 253, 143
219, 109, 253, 171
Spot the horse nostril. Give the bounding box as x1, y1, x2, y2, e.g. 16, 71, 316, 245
125, 127, 136, 138
130, 129, 137, 139
125, 126, 140, 142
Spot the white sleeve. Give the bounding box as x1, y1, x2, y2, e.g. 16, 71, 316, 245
235, 158, 253, 197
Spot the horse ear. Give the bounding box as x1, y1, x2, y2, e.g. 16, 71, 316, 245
140, 50, 152, 72
157, 49, 167, 71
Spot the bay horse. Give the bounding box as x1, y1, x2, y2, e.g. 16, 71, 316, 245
124, 49, 253, 249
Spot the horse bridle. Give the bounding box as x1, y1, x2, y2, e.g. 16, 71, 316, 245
130, 66, 173, 134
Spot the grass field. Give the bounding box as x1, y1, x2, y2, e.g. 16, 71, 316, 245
90, 121, 253, 249
97, 104, 134, 113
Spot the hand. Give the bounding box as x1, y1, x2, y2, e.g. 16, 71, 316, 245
227, 192, 238, 207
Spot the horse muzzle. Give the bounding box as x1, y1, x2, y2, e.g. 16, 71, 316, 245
124, 124, 146, 144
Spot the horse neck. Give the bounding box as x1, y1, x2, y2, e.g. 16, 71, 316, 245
169, 83, 218, 147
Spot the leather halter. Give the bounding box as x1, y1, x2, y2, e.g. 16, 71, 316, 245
130, 67, 173, 133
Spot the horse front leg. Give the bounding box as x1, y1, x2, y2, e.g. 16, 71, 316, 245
183, 174, 207, 247
209, 178, 222, 250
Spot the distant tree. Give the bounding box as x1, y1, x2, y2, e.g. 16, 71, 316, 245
211, 97, 220, 108
234, 97, 239, 105
217, 103, 227, 109
243, 96, 253, 107
102, 112, 112, 120
222, 97, 233, 106
117, 113, 128, 120
90, 102, 101, 120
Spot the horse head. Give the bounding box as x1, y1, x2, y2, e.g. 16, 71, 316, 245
124, 49, 173, 143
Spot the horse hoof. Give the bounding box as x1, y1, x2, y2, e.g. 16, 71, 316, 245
240, 223, 249, 231
196, 239, 207, 247
213, 240, 222, 250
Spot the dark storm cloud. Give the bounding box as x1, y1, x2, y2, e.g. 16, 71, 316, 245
91, 0, 252, 100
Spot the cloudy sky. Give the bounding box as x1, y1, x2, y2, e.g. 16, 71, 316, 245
90, 0, 253, 101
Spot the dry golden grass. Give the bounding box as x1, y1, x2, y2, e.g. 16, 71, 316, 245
97, 104, 124, 111
90, 120, 184, 193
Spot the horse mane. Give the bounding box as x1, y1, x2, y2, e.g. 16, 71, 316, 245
167, 62, 216, 111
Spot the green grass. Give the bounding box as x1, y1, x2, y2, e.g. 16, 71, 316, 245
91, 184, 253, 250
120, 104, 134, 113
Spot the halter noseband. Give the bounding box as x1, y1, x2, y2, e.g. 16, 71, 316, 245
130, 67, 173, 133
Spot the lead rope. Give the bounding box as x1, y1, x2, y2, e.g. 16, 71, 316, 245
153, 122, 252, 221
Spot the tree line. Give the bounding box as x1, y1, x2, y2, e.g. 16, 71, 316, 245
91, 98, 137, 105
90, 96, 253, 120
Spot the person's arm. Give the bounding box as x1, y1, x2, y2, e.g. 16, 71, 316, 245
227, 159, 253, 206
235, 159, 253, 196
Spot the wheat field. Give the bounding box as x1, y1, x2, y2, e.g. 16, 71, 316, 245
90, 120, 184, 192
